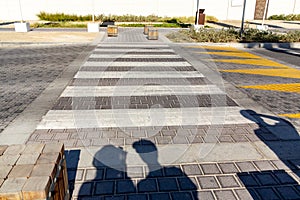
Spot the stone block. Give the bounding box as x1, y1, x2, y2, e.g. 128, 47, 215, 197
107, 25, 118, 37
42, 143, 64, 155
22, 176, 51, 200
37, 153, 61, 164
0, 146, 8, 155
0, 165, 12, 179
0, 178, 27, 200
8, 165, 34, 178
0, 179, 3, 187
17, 153, 41, 165
3, 145, 25, 155
0, 154, 20, 165
22, 144, 45, 154
31, 164, 57, 180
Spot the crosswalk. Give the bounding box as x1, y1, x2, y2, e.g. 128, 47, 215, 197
36, 43, 255, 139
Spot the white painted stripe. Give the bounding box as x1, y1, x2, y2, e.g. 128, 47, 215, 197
74, 71, 203, 79
83, 61, 191, 67
61, 85, 225, 97
94, 49, 174, 52
36, 107, 256, 129
90, 54, 181, 58
97, 44, 169, 48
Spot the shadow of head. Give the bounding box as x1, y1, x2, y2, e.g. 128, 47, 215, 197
132, 139, 159, 166
240, 109, 299, 140
93, 145, 127, 170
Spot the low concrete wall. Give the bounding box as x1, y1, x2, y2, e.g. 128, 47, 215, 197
0, 0, 299, 21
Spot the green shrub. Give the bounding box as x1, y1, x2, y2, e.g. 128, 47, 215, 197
268, 14, 300, 21
241, 29, 282, 42
166, 28, 300, 43
188, 28, 238, 43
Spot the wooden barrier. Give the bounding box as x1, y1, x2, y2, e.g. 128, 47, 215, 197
148, 28, 159, 40
143, 25, 153, 35
107, 25, 118, 37
0, 143, 69, 200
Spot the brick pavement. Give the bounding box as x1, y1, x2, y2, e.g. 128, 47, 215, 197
12, 28, 300, 199
0, 44, 92, 133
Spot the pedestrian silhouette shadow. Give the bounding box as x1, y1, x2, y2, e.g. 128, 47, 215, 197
239, 110, 300, 199
77, 139, 198, 199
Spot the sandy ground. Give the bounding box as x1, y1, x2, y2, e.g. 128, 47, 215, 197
0, 31, 101, 43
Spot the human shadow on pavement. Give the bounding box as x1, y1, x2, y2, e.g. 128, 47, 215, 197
77, 140, 198, 199
239, 110, 300, 199
77, 145, 135, 199
133, 139, 198, 200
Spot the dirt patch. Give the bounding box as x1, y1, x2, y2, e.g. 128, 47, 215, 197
0, 31, 101, 43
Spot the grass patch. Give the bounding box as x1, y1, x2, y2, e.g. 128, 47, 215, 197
32, 22, 87, 28
166, 28, 300, 43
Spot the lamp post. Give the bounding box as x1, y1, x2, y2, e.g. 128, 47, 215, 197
239, 0, 247, 37
18, 0, 24, 22
195, 0, 200, 25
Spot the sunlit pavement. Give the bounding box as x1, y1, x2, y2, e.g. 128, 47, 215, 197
0, 28, 300, 199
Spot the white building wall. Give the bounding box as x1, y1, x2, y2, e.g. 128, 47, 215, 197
0, 0, 299, 21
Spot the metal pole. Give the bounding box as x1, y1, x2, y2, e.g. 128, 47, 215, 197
92, 0, 95, 22
293, 0, 297, 14
18, 0, 24, 22
195, 0, 200, 25
240, 0, 247, 37
261, 0, 269, 27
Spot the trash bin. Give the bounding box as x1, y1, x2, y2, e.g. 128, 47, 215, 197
195, 9, 206, 25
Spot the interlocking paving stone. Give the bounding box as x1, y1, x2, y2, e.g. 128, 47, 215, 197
157, 178, 178, 192
182, 164, 202, 175
218, 163, 240, 174
276, 186, 300, 199
214, 190, 237, 200
253, 160, 276, 171
177, 177, 198, 191
254, 172, 279, 186
127, 194, 148, 200
255, 187, 281, 200
148, 192, 171, 200
94, 181, 114, 195
171, 191, 194, 200
216, 175, 240, 188
52, 95, 237, 110
234, 189, 255, 200
85, 169, 104, 181
236, 162, 258, 172
197, 176, 220, 189
70, 78, 210, 86
237, 173, 260, 187
200, 164, 222, 175
137, 179, 158, 193
0, 45, 89, 132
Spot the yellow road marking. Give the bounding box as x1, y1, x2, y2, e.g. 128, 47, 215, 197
198, 51, 261, 58
279, 113, 300, 118
222, 69, 300, 79
186, 46, 241, 52
207, 59, 288, 68
241, 83, 300, 93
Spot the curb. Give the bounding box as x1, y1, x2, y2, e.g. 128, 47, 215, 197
176, 42, 300, 49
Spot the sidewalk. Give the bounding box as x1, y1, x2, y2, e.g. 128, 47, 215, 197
1, 28, 300, 199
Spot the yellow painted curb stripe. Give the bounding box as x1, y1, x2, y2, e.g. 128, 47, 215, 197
198, 51, 261, 58
207, 59, 288, 68
221, 69, 300, 79
241, 83, 300, 93
186, 46, 241, 52
279, 113, 300, 118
